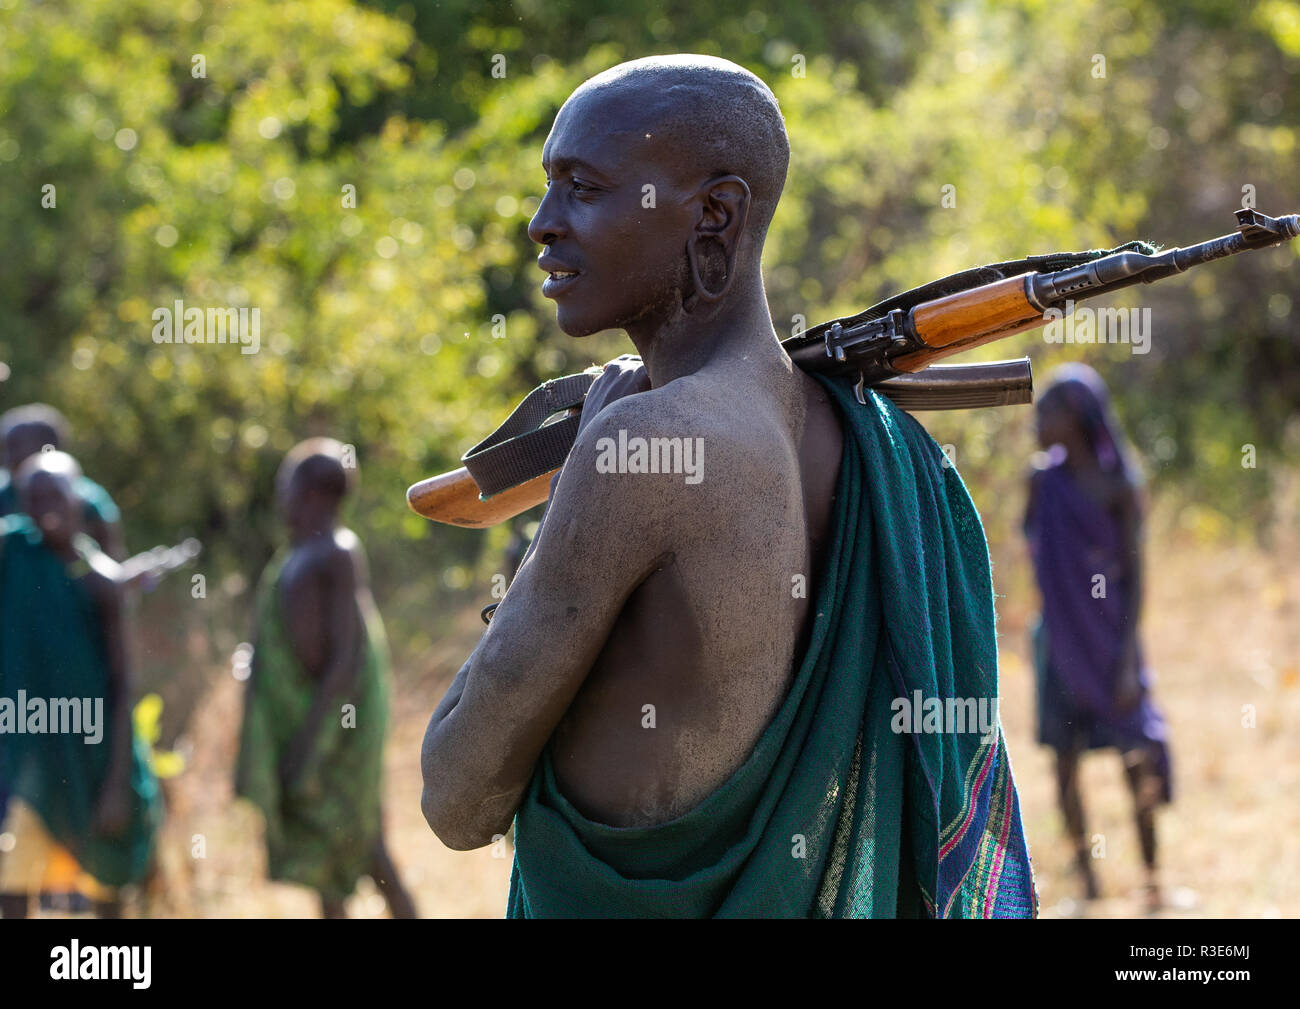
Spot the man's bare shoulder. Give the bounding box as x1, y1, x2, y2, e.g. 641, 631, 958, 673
589, 371, 785, 448
573, 375, 777, 487
282, 533, 359, 590
333, 527, 370, 584
546, 372, 796, 563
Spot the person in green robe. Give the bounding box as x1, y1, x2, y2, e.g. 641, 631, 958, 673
0, 405, 125, 834
0, 452, 160, 918
235, 438, 415, 918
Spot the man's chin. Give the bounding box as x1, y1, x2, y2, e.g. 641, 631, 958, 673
554, 310, 608, 339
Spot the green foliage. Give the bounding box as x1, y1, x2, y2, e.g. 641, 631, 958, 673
0, 0, 1296, 670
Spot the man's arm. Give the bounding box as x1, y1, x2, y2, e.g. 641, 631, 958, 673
79, 481, 127, 562
420, 392, 700, 850
1021, 466, 1039, 536
88, 571, 133, 836
279, 543, 363, 789
1114, 482, 1145, 710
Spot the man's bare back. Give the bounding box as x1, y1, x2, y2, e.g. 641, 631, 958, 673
549, 359, 843, 827
277, 529, 366, 682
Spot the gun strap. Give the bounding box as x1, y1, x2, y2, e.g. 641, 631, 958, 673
461, 370, 598, 498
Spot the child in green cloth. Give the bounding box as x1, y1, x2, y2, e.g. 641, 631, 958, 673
235, 438, 415, 918
0, 452, 160, 918
0, 405, 126, 836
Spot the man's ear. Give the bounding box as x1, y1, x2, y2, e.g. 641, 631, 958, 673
686, 174, 751, 304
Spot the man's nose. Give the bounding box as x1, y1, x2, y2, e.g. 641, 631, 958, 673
527, 189, 567, 246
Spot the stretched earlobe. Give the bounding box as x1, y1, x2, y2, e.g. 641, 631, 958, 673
685, 174, 751, 306
686, 237, 735, 304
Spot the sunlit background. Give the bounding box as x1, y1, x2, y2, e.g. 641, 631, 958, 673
1, 0, 1297, 916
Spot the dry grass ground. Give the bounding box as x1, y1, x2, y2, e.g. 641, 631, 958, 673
53, 504, 1299, 919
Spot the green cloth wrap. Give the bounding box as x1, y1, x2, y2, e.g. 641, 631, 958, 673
507, 375, 1036, 918
234, 550, 391, 903
0, 514, 160, 888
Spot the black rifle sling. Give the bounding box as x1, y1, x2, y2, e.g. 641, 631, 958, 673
461, 370, 597, 499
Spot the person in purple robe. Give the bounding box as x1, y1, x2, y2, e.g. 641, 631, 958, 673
1023, 363, 1172, 911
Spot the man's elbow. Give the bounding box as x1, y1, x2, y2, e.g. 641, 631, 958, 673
419, 785, 505, 852
419, 756, 507, 851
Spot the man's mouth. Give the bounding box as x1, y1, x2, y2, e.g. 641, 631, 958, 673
538, 255, 582, 296
541, 268, 581, 297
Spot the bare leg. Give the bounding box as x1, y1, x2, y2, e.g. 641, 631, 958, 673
0, 893, 30, 918
1123, 749, 1160, 911
1055, 750, 1099, 900
370, 835, 417, 919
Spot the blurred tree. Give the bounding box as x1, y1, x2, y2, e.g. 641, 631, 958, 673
0, 0, 1295, 676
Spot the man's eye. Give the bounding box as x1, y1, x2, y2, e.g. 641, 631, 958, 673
571, 179, 596, 193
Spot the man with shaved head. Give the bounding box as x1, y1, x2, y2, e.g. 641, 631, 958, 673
0, 452, 161, 917
421, 56, 1035, 917
235, 438, 416, 918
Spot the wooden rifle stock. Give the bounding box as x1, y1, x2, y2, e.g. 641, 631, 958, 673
407, 466, 558, 530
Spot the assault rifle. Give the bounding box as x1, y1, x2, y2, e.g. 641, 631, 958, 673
409, 208, 1299, 528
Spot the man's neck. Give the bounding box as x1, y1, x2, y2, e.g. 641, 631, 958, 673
625, 273, 786, 388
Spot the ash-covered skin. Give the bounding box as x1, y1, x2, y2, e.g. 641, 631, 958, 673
421, 55, 844, 844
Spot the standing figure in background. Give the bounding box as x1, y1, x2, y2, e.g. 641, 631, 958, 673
235, 438, 416, 918
1024, 363, 1172, 911
0, 404, 129, 902
0, 452, 161, 918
